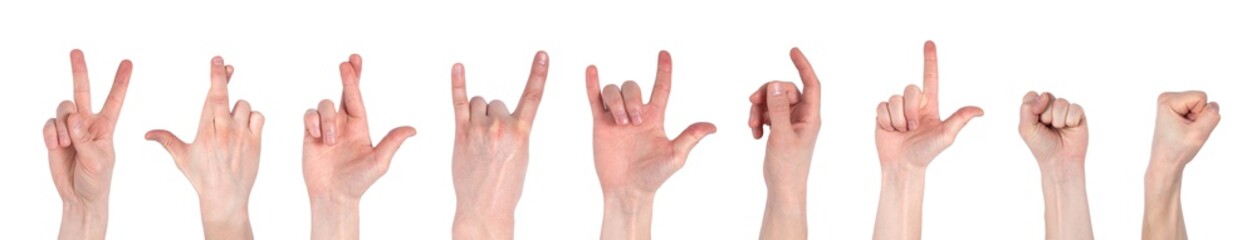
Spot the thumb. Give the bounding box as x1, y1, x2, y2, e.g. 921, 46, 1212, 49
765, 82, 795, 135
671, 122, 717, 164
145, 129, 188, 158
1019, 92, 1050, 134
943, 106, 984, 140
373, 126, 417, 169
66, 113, 92, 145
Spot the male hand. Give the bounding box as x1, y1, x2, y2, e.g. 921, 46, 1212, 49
1019, 92, 1094, 240
587, 51, 716, 240
146, 56, 261, 239
451, 51, 549, 240
43, 49, 131, 240
751, 48, 821, 240
872, 41, 982, 240
1142, 91, 1220, 240
302, 55, 416, 240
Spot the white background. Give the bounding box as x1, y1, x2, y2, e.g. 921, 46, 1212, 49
2, 0, 1254, 239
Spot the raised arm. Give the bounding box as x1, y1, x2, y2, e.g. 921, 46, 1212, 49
588, 51, 716, 240
1142, 91, 1221, 240
872, 41, 983, 240
450, 51, 549, 240
1019, 92, 1094, 240
752, 48, 821, 240
301, 54, 416, 240
43, 49, 131, 240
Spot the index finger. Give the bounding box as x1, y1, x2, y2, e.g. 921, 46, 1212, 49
923, 41, 940, 104
791, 47, 820, 111
70, 49, 92, 113
514, 51, 549, 123
648, 50, 672, 108
340, 61, 367, 118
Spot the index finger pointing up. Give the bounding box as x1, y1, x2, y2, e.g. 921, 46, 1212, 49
70, 49, 92, 113
514, 51, 549, 123
205, 56, 230, 114
451, 63, 470, 123
649, 50, 673, 108
923, 41, 940, 104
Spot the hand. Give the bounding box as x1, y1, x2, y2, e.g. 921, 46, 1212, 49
872, 41, 982, 240
1019, 92, 1094, 240
751, 48, 821, 240
451, 51, 549, 239
302, 55, 416, 240
586, 51, 717, 240
145, 56, 261, 239
43, 49, 131, 240
874, 41, 984, 170
1142, 91, 1220, 240
1150, 91, 1221, 169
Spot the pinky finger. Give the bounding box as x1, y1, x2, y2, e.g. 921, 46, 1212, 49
249, 111, 265, 135
304, 109, 321, 138
876, 102, 893, 131
1065, 103, 1084, 127
43, 118, 58, 150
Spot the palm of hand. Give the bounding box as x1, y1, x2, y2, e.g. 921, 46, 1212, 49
304, 116, 381, 199
874, 41, 983, 169
593, 108, 679, 193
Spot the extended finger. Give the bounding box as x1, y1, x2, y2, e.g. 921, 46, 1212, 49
204, 56, 230, 117
585, 65, 605, 116
70, 50, 92, 113
649, 51, 672, 107
101, 59, 132, 120
621, 81, 645, 125
340, 61, 367, 118
791, 48, 821, 113
452, 63, 470, 123
514, 51, 549, 123
602, 84, 628, 125
922, 41, 940, 104
349, 54, 363, 79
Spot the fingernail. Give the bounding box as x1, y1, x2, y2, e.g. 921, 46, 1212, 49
771, 82, 782, 96
630, 112, 643, 125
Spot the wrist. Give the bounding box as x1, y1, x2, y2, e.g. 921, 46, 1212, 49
311, 195, 360, 240
600, 190, 655, 240
60, 201, 109, 240
1038, 157, 1086, 184
766, 186, 807, 216
452, 204, 515, 240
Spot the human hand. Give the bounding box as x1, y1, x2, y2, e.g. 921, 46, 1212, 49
1150, 91, 1221, 169
751, 48, 820, 240
145, 56, 260, 239
872, 41, 982, 240
1142, 91, 1220, 240
1019, 92, 1094, 240
450, 51, 549, 239
586, 51, 716, 240
1019, 92, 1087, 167
43, 49, 131, 240
874, 41, 984, 171
302, 55, 416, 240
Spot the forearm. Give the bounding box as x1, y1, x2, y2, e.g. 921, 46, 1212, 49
873, 165, 926, 240
1038, 160, 1094, 240
199, 198, 253, 240
759, 187, 807, 240
600, 191, 655, 240
1142, 159, 1186, 240
452, 205, 515, 240
311, 196, 360, 240
59, 201, 108, 240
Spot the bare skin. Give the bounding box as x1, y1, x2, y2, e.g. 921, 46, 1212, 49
146, 56, 262, 240
450, 51, 549, 240
42, 49, 131, 240
302, 55, 416, 240
872, 41, 983, 240
1020, 92, 1094, 240
749, 48, 821, 240
587, 51, 717, 240
1142, 91, 1221, 240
